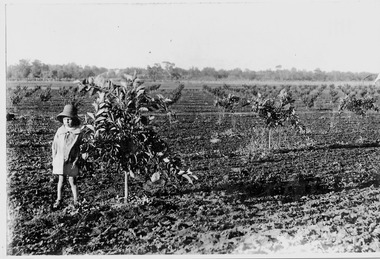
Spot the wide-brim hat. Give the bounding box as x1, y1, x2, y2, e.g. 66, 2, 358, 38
56, 104, 80, 123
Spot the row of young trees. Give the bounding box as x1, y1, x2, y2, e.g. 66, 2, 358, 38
204, 84, 379, 150
7, 59, 378, 82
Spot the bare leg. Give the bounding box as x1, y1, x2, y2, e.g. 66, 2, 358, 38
68, 176, 78, 204
57, 175, 64, 201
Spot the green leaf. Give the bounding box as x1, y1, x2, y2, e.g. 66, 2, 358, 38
96, 108, 107, 116
96, 128, 106, 133
85, 124, 95, 132
99, 102, 107, 109
136, 89, 145, 98
97, 92, 105, 103
136, 85, 145, 92
95, 116, 107, 123
87, 112, 95, 120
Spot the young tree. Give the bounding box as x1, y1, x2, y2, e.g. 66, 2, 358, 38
9, 85, 24, 107
338, 95, 379, 117
338, 95, 379, 140
38, 85, 52, 102
214, 88, 305, 149
251, 89, 305, 149
77, 74, 196, 201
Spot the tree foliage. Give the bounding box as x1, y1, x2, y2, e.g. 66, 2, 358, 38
211, 88, 305, 149
9, 84, 53, 106
211, 87, 305, 132
252, 89, 305, 132
76, 74, 196, 199
338, 96, 379, 116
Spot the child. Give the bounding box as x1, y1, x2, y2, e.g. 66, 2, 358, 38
52, 104, 82, 209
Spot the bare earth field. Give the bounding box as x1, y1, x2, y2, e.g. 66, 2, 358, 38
6, 81, 380, 255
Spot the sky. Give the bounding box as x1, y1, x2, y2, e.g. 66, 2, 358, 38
4, 0, 380, 73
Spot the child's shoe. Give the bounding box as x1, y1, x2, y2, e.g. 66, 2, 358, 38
52, 200, 61, 209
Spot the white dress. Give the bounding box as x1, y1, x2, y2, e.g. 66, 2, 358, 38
52, 125, 82, 177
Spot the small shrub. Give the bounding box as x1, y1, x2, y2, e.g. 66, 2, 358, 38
77, 74, 196, 201
339, 96, 379, 116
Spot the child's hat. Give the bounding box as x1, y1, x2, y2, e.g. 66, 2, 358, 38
57, 104, 80, 123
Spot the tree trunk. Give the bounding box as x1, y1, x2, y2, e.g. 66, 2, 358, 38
268, 128, 272, 150
231, 114, 236, 131
124, 171, 128, 202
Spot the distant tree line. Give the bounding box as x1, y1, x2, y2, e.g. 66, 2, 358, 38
6, 59, 377, 82
7, 59, 109, 81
